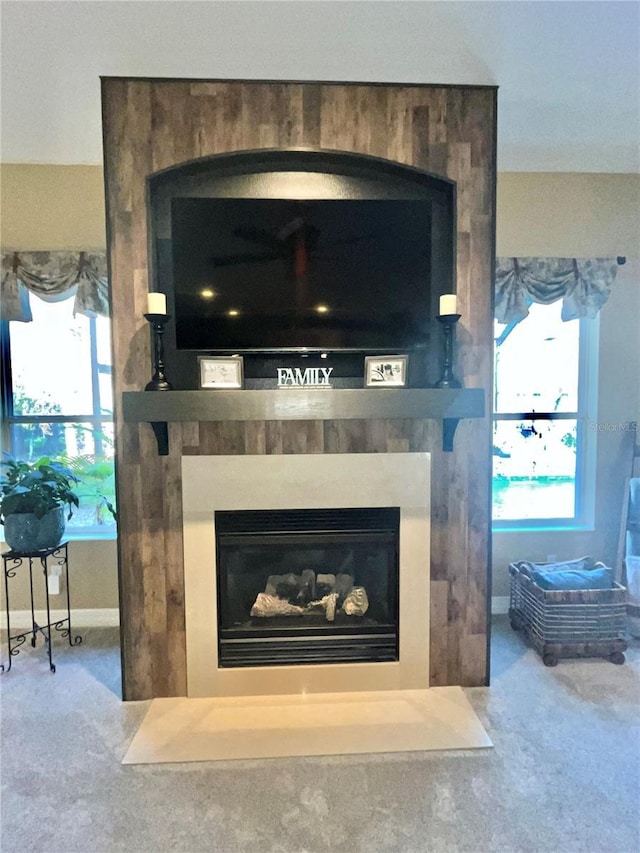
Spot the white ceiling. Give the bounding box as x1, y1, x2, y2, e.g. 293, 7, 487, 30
1, 0, 638, 172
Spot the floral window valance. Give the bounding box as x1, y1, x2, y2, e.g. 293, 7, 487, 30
0, 251, 621, 327
1, 251, 109, 322
495, 257, 621, 324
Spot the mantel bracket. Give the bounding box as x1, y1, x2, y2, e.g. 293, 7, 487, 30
150, 422, 169, 455
442, 418, 459, 453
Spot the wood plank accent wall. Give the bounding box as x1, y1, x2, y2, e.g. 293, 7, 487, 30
102, 79, 496, 700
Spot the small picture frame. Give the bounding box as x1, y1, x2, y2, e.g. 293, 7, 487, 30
198, 355, 244, 389
364, 355, 408, 388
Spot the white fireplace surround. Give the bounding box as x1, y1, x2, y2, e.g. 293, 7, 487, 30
182, 453, 430, 698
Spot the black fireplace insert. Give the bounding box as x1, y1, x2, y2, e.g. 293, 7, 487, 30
215, 507, 400, 667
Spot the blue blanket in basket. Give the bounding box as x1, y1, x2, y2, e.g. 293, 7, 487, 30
530, 566, 614, 590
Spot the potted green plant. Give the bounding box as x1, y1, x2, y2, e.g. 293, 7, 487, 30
0, 453, 80, 552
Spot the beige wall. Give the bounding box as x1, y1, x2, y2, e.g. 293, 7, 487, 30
0, 540, 119, 613
1, 164, 106, 250
494, 173, 640, 595
2, 165, 638, 605
1, 164, 116, 610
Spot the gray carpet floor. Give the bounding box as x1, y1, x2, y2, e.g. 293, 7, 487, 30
1, 617, 638, 853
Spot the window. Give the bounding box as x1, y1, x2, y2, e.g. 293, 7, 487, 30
492, 301, 598, 530
1, 297, 115, 536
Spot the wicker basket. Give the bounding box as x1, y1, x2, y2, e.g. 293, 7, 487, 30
508, 561, 628, 666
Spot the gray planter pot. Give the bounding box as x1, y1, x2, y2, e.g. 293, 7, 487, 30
3, 507, 66, 552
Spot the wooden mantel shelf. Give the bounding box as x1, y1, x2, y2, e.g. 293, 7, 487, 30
122, 388, 485, 454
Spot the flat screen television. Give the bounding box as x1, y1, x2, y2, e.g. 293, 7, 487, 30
167, 196, 450, 353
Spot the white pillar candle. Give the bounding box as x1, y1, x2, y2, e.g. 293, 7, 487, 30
439, 294, 458, 316
147, 292, 167, 315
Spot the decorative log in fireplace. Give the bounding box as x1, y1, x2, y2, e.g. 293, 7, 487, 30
215, 508, 400, 667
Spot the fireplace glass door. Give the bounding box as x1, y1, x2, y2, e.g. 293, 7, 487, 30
216, 507, 400, 667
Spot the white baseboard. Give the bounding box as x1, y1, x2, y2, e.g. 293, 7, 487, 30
491, 596, 510, 615
4, 608, 120, 629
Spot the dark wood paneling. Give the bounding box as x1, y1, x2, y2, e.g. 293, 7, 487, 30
102, 78, 496, 699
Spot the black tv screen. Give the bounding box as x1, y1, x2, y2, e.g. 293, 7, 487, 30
170, 197, 447, 352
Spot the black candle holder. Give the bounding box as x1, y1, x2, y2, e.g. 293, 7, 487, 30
435, 313, 462, 388
144, 313, 173, 391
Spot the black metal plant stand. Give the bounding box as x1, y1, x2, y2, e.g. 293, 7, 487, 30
435, 313, 462, 389
1, 542, 82, 673
144, 312, 172, 455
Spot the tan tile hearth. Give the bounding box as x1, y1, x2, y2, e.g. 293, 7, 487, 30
122, 687, 492, 765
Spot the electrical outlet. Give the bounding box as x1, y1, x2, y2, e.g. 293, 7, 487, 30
47, 574, 60, 595
547, 554, 557, 563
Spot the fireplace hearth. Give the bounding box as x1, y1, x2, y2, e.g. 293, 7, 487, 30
216, 508, 400, 667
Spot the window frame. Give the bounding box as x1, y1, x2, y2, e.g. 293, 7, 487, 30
492, 312, 599, 533
0, 314, 116, 540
